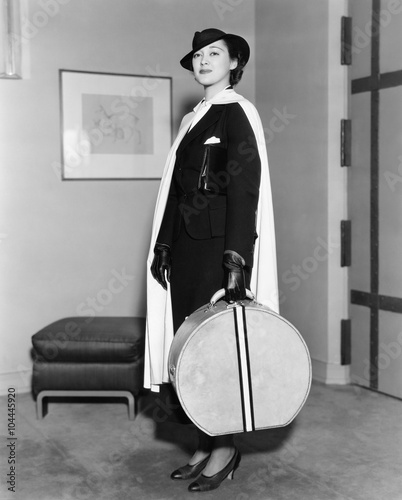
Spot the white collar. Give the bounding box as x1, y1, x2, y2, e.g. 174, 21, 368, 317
192, 86, 233, 113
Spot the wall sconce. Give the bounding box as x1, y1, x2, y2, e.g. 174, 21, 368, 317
0, 0, 22, 79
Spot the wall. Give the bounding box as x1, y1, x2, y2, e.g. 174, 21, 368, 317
255, 0, 349, 383
0, 0, 256, 394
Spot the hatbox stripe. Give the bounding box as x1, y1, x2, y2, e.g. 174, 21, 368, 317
233, 307, 247, 432
233, 307, 254, 432
241, 305, 256, 431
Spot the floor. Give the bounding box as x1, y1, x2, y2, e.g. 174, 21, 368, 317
0, 382, 401, 500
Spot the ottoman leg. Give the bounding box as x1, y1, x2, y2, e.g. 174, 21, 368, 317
126, 392, 135, 420
36, 391, 48, 419
35, 390, 137, 420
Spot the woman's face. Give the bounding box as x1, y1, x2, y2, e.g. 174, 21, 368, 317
192, 39, 237, 90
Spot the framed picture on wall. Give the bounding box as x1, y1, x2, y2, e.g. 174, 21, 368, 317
59, 70, 172, 180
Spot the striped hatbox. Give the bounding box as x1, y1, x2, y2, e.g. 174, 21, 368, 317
168, 290, 312, 436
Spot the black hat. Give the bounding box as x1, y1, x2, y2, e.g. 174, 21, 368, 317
180, 28, 250, 71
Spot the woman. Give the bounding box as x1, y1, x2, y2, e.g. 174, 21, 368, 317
145, 28, 279, 492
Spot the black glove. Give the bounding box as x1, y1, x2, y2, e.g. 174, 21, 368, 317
151, 243, 171, 290
222, 250, 246, 303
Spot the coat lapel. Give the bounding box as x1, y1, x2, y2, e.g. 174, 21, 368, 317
177, 105, 224, 153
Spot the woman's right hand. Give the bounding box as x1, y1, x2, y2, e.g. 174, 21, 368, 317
222, 250, 246, 303
151, 243, 171, 290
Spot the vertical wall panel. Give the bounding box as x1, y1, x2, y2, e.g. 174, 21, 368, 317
379, 86, 402, 297
378, 311, 402, 398
255, 0, 330, 363
379, 0, 402, 73
350, 92, 371, 293
350, 0, 374, 79
350, 305, 371, 387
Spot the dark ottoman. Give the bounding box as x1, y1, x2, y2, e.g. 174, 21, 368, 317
32, 316, 145, 419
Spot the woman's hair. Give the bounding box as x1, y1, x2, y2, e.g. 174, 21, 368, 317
222, 38, 247, 86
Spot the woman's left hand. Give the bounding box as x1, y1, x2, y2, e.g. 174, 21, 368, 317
151, 243, 171, 290
222, 250, 246, 302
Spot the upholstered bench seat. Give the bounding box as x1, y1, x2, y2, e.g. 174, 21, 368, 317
32, 317, 144, 363
31, 316, 145, 420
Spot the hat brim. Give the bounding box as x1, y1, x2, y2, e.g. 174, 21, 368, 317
180, 33, 250, 71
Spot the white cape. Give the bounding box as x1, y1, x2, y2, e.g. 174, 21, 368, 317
144, 89, 279, 391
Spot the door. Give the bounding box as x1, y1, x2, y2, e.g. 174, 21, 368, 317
349, 0, 402, 398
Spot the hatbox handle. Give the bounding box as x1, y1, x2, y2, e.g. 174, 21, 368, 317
209, 288, 254, 307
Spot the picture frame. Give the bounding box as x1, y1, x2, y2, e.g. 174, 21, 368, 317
59, 69, 172, 180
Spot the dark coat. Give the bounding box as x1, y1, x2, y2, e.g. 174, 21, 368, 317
157, 102, 261, 268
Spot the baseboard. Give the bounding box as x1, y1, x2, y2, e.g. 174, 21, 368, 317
0, 368, 32, 396
312, 358, 351, 385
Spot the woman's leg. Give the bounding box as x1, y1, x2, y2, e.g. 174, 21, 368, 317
202, 434, 236, 476
188, 429, 213, 465
189, 430, 236, 473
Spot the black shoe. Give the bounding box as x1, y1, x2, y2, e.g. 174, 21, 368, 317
170, 455, 210, 480
188, 448, 241, 492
